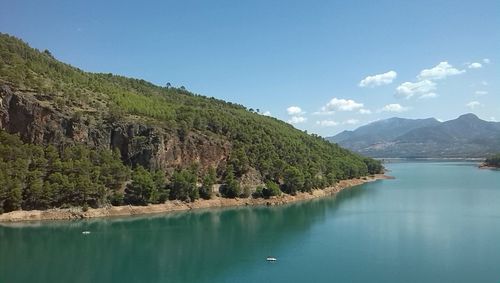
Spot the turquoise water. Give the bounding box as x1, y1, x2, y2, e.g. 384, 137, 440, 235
1, 162, 500, 282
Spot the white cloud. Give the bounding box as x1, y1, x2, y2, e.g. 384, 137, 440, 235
359, 108, 372, 114
262, 111, 272, 116
379, 103, 409, 113
316, 120, 339, 127
417, 62, 465, 80
321, 98, 363, 112
468, 62, 482, 69
475, 90, 488, 96
396, 80, 436, 99
312, 111, 335, 116
483, 58, 491, 64
286, 106, 304, 115
316, 119, 360, 127
466, 101, 481, 109
344, 119, 359, 125
288, 116, 307, 124
359, 70, 397, 87
287, 106, 307, 124
481, 81, 489, 86
418, 92, 437, 99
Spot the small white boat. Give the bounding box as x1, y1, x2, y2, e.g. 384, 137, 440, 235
82, 231, 91, 235
266, 257, 277, 262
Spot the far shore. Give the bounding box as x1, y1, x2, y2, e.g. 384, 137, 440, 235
0, 174, 392, 223
478, 163, 500, 170
378, 157, 484, 161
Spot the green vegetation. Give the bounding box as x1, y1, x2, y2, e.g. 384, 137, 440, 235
0, 33, 384, 213
282, 166, 305, 195
168, 169, 198, 202
485, 154, 500, 167
124, 166, 167, 205
220, 165, 241, 198
199, 167, 216, 199
0, 130, 204, 213
253, 181, 282, 199
0, 131, 130, 213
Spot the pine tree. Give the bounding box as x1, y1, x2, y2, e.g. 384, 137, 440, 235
220, 165, 240, 198
283, 166, 304, 195
124, 166, 155, 205
200, 167, 216, 199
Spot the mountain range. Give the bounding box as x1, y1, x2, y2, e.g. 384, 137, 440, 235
327, 114, 500, 158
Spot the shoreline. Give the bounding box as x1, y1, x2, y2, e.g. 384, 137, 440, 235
0, 174, 392, 223
380, 158, 484, 161
478, 163, 500, 170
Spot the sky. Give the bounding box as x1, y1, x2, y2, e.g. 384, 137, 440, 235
1, 0, 499, 136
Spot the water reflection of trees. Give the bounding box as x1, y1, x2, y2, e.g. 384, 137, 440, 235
0, 185, 372, 283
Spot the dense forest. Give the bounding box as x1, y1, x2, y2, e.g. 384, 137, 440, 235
0, 33, 383, 213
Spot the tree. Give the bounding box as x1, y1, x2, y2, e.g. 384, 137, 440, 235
124, 166, 155, 205
45, 172, 73, 207
152, 170, 168, 203
43, 49, 54, 58
252, 185, 264, 198
363, 158, 383, 174
22, 170, 47, 210
228, 147, 249, 177
220, 165, 240, 198
169, 169, 198, 202
252, 181, 281, 199
264, 181, 281, 197
2, 178, 23, 212
282, 166, 304, 195
98, 149, 130, 201
200, 167, 216, 199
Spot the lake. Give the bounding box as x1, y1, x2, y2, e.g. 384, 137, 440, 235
1, 161, 499, 282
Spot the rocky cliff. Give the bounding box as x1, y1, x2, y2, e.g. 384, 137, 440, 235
0, 84, 233, 177
0, 32, 382, 192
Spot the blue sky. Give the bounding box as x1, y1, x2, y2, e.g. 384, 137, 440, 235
1, 0, 499, 136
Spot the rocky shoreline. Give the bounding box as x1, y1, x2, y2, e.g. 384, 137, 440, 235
478, 163, 500, 170
0, 174, 392, 222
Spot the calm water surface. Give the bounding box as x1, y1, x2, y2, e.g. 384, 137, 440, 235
1, 162, 500, 282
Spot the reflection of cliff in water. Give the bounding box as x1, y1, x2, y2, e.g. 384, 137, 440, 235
0, 184, 373, 283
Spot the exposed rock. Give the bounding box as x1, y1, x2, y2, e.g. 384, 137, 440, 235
0, 85, 233, 175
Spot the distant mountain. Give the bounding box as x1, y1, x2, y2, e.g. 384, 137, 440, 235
327, 114, 500, 158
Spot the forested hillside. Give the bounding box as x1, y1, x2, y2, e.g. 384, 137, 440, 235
0, 33, 382, 213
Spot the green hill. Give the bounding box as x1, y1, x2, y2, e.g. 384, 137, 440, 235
0, 33, 382, 213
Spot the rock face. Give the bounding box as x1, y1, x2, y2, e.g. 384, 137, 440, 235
1, 85, 62, 144
0, 84, 231, 173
